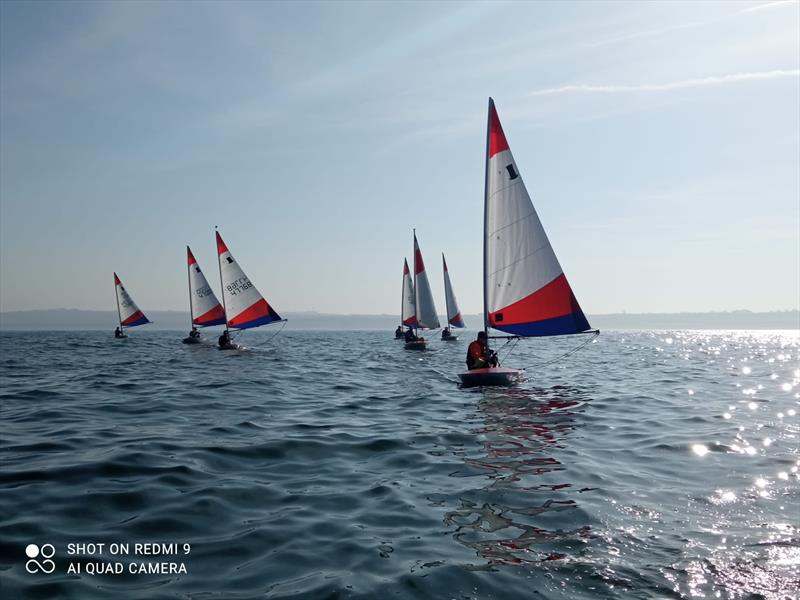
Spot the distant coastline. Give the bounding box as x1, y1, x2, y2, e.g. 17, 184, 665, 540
0, 309, 797, 331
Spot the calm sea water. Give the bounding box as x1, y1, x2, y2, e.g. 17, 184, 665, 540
0, 329, 798, 600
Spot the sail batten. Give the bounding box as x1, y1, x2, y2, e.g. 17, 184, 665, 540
216, 231, 282, 330
485, 98, 590, 337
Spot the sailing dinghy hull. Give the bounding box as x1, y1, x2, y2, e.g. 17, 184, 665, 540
182, 336, 202, 345
459, 367, 523, 388
404, 340, 427, 351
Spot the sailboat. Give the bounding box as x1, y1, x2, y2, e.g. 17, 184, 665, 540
405, 230, 439, 350
215, 230, 284, 350
113, 272, 150, 338
459, 98, 595, 387
397, 257, 417, 338
183, 246, 227, 344
441, 253, 465, 341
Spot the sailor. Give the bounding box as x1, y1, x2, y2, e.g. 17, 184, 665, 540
404, 327, 418, 343
218, 330, 231, 348
441, 327, 451, 339
395, 325, 403, 338
114, 327, 123, 338
466, 331, 497, 369
189, 327, 200, 339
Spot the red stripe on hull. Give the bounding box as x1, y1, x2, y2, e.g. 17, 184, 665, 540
194, 304, 226, 325
489, 273, 584, 327
488, 100, 510, 158
216, 231, 229, 255
229, 298, 271, 328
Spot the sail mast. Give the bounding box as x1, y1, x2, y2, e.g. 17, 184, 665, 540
114, 273, 123, 331
215, 230, 229, 335
400, 260, 404, 327
442, 254, 449, 324
186, 247, 194, 330
483, 99, 492, 353
412, 229, 418, 331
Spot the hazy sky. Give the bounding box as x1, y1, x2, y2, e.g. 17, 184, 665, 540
1, 0, 798, 315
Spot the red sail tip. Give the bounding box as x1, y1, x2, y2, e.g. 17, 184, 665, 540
187, 246, 197, 265
442, 254, 448, 272
414, 248, 425, 275
216, 231, 229, 255
488, 100, 510, 158
114, 273, 121, 285
403, 259, 410, 275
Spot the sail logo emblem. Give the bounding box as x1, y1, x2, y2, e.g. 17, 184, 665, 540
25, 544, 56, 574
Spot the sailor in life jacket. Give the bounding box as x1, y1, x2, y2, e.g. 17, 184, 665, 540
466, 331, 498, 369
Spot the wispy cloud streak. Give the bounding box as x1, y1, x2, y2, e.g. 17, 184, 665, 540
738, 1, 797, 14
529, 70, 800, 96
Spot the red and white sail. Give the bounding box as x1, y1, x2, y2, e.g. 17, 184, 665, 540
413, 232, 440, 329
485, 99, 590, 336
216, 231, 282, 330
442, 254, 465, 328
114, 273, 150, 327
187, 246, 226, 327
401, 258, 417, 327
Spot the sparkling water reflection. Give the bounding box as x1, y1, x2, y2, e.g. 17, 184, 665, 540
0, 329, 797, 599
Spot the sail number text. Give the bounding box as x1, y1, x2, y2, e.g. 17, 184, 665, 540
226, 277, 253, 296
194, 285, 213, 298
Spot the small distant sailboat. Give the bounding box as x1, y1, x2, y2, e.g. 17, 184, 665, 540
405, 231, 439, 350
397, 257, 417, 338
441, 254, 465, 341
183, 246, 226, 344
215, 230, 284, 350
459, 99, 595, 387
113, 272, 150, 338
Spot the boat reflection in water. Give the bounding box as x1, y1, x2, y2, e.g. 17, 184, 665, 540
444, 386, 596, 568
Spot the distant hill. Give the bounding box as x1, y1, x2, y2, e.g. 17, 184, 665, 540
0, 309, 797, 331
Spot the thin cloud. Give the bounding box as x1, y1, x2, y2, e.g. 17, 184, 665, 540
738, 1, 797, 14
528, 70, 800, 96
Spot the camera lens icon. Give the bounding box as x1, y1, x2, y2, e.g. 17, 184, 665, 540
25, 544, 56, 574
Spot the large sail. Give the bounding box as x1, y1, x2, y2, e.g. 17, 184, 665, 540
442, 254, 465, 328
401, 258, 417, 327
216, 231, 282, 329
114, 273, 150, 327
413, 232, 440, 329
485, 99, 590, 336
187, 246, 226, 327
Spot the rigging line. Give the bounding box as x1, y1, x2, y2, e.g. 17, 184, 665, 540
248, 319, 288, 348
523, 330, 599, 369
498, 337, 520, 366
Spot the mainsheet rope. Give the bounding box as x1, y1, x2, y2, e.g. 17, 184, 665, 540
497, 330, 599, 369
229, 319, 288, 349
